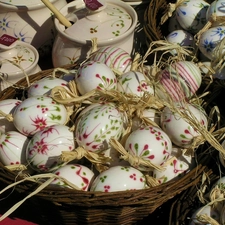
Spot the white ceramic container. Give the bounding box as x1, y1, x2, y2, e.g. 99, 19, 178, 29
52, 0, 138, 67
0, 35, 41, 91
0, 0, 67, 56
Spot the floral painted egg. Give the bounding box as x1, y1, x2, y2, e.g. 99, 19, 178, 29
117, 71, 154, 97
157, 61, 202, 102
189, 205, 220, 225
166, 29, 194, 54
0, 131, 29, 166
175, 0, 209, 34
51, 164, 95, 191
90, 165, 146, 192
26, 125, 75, 172
13, 96, 68, 136
206, 0, 225, 26
160, 103, 208, 148
153, 156, 189, 184
75, 103, 125, 152
89, 46, 132, 74
75, 61, 117, 96
198, 26, 225, 60
125, 126, 172, 171
0, 99, 21, 134
27, 77, 68, 97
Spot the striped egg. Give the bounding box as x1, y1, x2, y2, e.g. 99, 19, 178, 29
90, 46, 132, 74
157, 61, 202, 102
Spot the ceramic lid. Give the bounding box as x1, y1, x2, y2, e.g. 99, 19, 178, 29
64, 0, 133, 41
0, 34, 38, 75
0, 0, 56, 8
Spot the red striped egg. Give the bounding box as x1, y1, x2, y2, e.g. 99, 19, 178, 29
157, 61, 202, 102
90, 46, 132, 74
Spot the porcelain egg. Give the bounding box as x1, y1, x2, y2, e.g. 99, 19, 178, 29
0, 99, 21, 134
89, 46, 132, 74
157, 61, 202, 102
75, 61, 117, 96
175, 0, 209, 34
160, 103, 208, 148
125, 126, 172, 171
117, 71, 154, 97
51, 164, 95, 191
75, 103, 125, 152
90, 165, 146, 192
26, 125, 75, 173
27, 77, 69, 97
189, 205, 220, 225
0, 131, 29, 166
12, 96, 68, 136
198, 26, 225, 60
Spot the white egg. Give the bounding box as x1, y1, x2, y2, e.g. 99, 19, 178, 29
176, 0, 209, 34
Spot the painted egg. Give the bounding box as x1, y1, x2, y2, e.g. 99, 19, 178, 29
75, 103, 125, 152
153, 156, 189, 184
157, 61, 202, 102
131, 108, 160, 131
75, 61, 117, 96
124, 126, 172, 171
0, 99, 21, 134
166, 29, 194, 54
206, 0, 225, 26
27, 77, 68, 97
189, 205, 220, 225
175, 0, 209, 34
0, 131, 29, 166
13, 96, 68, 136
198, 26, 225, 60
26, 125, 75, 172
51, 164, 95, 191
90, 46, 132, 74
168, 13, 183, 33
90, 165, 146, 192
160, 103, 208, 148
117, 71, 154, 97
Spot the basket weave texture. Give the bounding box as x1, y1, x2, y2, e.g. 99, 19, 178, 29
0, 63, 215, 225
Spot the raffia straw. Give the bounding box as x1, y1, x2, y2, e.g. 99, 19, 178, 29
0, 110, 13, 122
109, 138, 165, 171
196, 214, 220, 225
197, 172, 210, 205
52, 67, 71, 78
0, 173, 82, 221
145, 174, 160, 187
60, 146, 111, 165
5, 164, 27, 171
160, 0, 187, 24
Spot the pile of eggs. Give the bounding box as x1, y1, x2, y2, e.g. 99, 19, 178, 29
0, 44, 209, 193
166, 0, 225, 79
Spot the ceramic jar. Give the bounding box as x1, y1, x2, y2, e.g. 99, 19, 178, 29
0, 0, 67, 57
0, 34, 41, 91
52, 0, 137, 67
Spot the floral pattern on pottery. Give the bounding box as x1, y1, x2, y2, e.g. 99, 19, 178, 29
75, 60, 117, 96
125, 126, 172, 171
0, 131, 29, 166
160, 103, 208, 148
117, 71, 154, 97
175, 0, 209, 34
198, 26, 225, 60
0, 99, 21, 134
13, 96, 68, 136
90, 165, 146, 192
52, 164, 95, 191
26, 125, 74, 172
75, 103, 125, 152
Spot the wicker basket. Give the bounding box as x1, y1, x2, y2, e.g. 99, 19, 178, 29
0, 63, 217, 225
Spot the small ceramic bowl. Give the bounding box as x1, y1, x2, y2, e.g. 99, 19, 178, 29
52, 0, 138, 67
